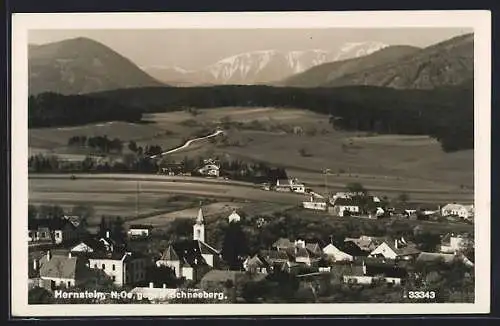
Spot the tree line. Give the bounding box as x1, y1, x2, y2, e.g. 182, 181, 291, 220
30, 82, 473, 152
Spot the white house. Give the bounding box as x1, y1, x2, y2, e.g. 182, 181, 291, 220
331, 197, 362, 217
275, 178, 305, 193
369, 238, 421, 261
441, 203, 474, 219
198, 164, 220, 177
228, 210, 241, 223
302, 196, 327, 211
440, 233, 472, 253
28, 218, 78, 244
127, 224, 154, 238
322, 243, 353, 262
87, 251, 149, 287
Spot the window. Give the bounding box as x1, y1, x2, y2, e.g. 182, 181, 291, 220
67, 281, 71, 287
94, 264, 97, 268
102, 264, 105, 270
112, 264, 115, 271
112, 276, 116, 281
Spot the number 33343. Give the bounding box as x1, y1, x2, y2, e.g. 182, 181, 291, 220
407, 291, 436, 299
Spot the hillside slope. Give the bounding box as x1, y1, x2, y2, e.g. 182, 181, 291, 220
29, 37, 164, 95
282, 45, 420, 87
323, 33, 473, 89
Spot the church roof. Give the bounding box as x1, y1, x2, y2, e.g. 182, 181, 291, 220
196, 208, 204, 224
228, 211, 241, 222
160, 245, 179, 261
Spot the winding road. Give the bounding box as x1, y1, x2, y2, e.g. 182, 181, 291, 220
149, 129, 224, 159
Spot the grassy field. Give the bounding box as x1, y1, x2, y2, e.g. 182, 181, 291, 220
28, 106, 474, 203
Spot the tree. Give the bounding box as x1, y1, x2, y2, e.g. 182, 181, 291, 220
222, 222, 249, 270
71, 204, 94, 230
128, 140, 138, 153
413, 232, 441, 252
397, 193, 409, 203
346, 182, 368, 196
112, 216, 126, 243
98, 216, 110, 237
28, 204, 38, 220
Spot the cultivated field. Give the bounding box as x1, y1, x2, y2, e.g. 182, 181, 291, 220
28, 106, 474, 205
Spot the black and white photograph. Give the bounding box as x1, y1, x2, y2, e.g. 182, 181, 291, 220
10, 11, 491, 316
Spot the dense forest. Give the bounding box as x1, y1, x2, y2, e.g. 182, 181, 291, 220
29, 83, 473, 152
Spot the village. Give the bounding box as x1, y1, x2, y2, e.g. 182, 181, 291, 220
27, 156, 475, 304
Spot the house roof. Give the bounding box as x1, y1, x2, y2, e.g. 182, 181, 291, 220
416, 252, 456, 264
384, 240, 421, 257
228, 211, 241, 221
333, 197, 364, 207
160, 245, 179, 261
164, 240, 218, 267
262, 249, 290, 262
70, 237, 108, 252
39, 255, 87, 279
305, 243, 322, 254
64, 215, 82, 228
246, 255, 270, 269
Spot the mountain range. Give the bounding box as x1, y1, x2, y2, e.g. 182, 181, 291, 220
29, 37, 164, 95
283, 33, 473, 89
28, 33, 473, 95
142, 42, 388, 86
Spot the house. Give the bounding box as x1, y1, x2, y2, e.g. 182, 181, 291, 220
127, 224, 154, 238
158, 162, 184, 176
28, 218, 79, 244
261, 249, 292, 266
331, 197, 362, 217
275, 178, 305, 193
70, 237, 108, 253
37, 251, 94, 291
441, 203, 474, 219
243, 254, 271, 274
294, 246, 320, 266
197, 163, 220, 177
440, 233, 472, 253
322, 243, 354, 262
369, 238, 421, 261
302, 196, 327, 211
156, 207, 220, 281
343, 261, 408, 285
85, 250, 149, 287
416, 252, 474, 267
344, 235, 385, 253
331, 192, 358, 201
227, 210, 242, 223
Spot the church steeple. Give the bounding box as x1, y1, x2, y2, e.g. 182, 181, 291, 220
193, 206, 205, 242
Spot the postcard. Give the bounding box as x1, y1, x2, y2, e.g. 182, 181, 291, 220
10, 10, 491, 316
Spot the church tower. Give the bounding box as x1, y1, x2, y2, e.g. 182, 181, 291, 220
193, 207, 205, 242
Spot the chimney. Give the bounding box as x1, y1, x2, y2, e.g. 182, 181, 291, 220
68, 252, 72, 258
149, 282, 154, 288
162, 284, 166, 289
46, 250, 51, 261
106, 230, 110, 238
394, 239, 398, 249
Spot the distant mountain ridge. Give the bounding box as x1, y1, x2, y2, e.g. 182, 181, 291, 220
142, 42, 388, 85
29, 37, 164, 95
281, 45, 421, 87
285, 33, 473, 90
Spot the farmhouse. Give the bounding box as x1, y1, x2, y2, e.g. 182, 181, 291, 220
197, 161, 220, 177
322, 242, 354, 262
28, 218, 78, 244
127, 224, 154, 238
36, 251, 93, 291
331, 197, 362, 217
344, 235, 385, 253
275, 178, 306, 193
227, 209, 242, 223
158, 162, 185, 176
441, 203, 474, 219
243, 254, 271, 274
343, 261, 408, 285
440, 233, 472, 253
416, 252, 474, 267
302, 195, 327, 211
369, 237, 421, 261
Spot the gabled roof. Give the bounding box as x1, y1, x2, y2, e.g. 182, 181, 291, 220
160, 245, 179, 261
228, 211, 241, 222
71, 237, 108, 252
165, 240, 217, 267
305, 243, 322, 254
262, 249, 290, 262
246, 255, 270, 269
39, 255, 86, 279
382, 240, 421, 257
295, 247, 311, 258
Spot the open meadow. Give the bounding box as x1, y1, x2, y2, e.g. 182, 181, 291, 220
29, 106, 474, 205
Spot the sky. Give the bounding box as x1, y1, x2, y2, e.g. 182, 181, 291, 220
29, 28, 472, 70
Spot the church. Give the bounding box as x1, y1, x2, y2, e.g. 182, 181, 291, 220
156, 207, 222, 282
